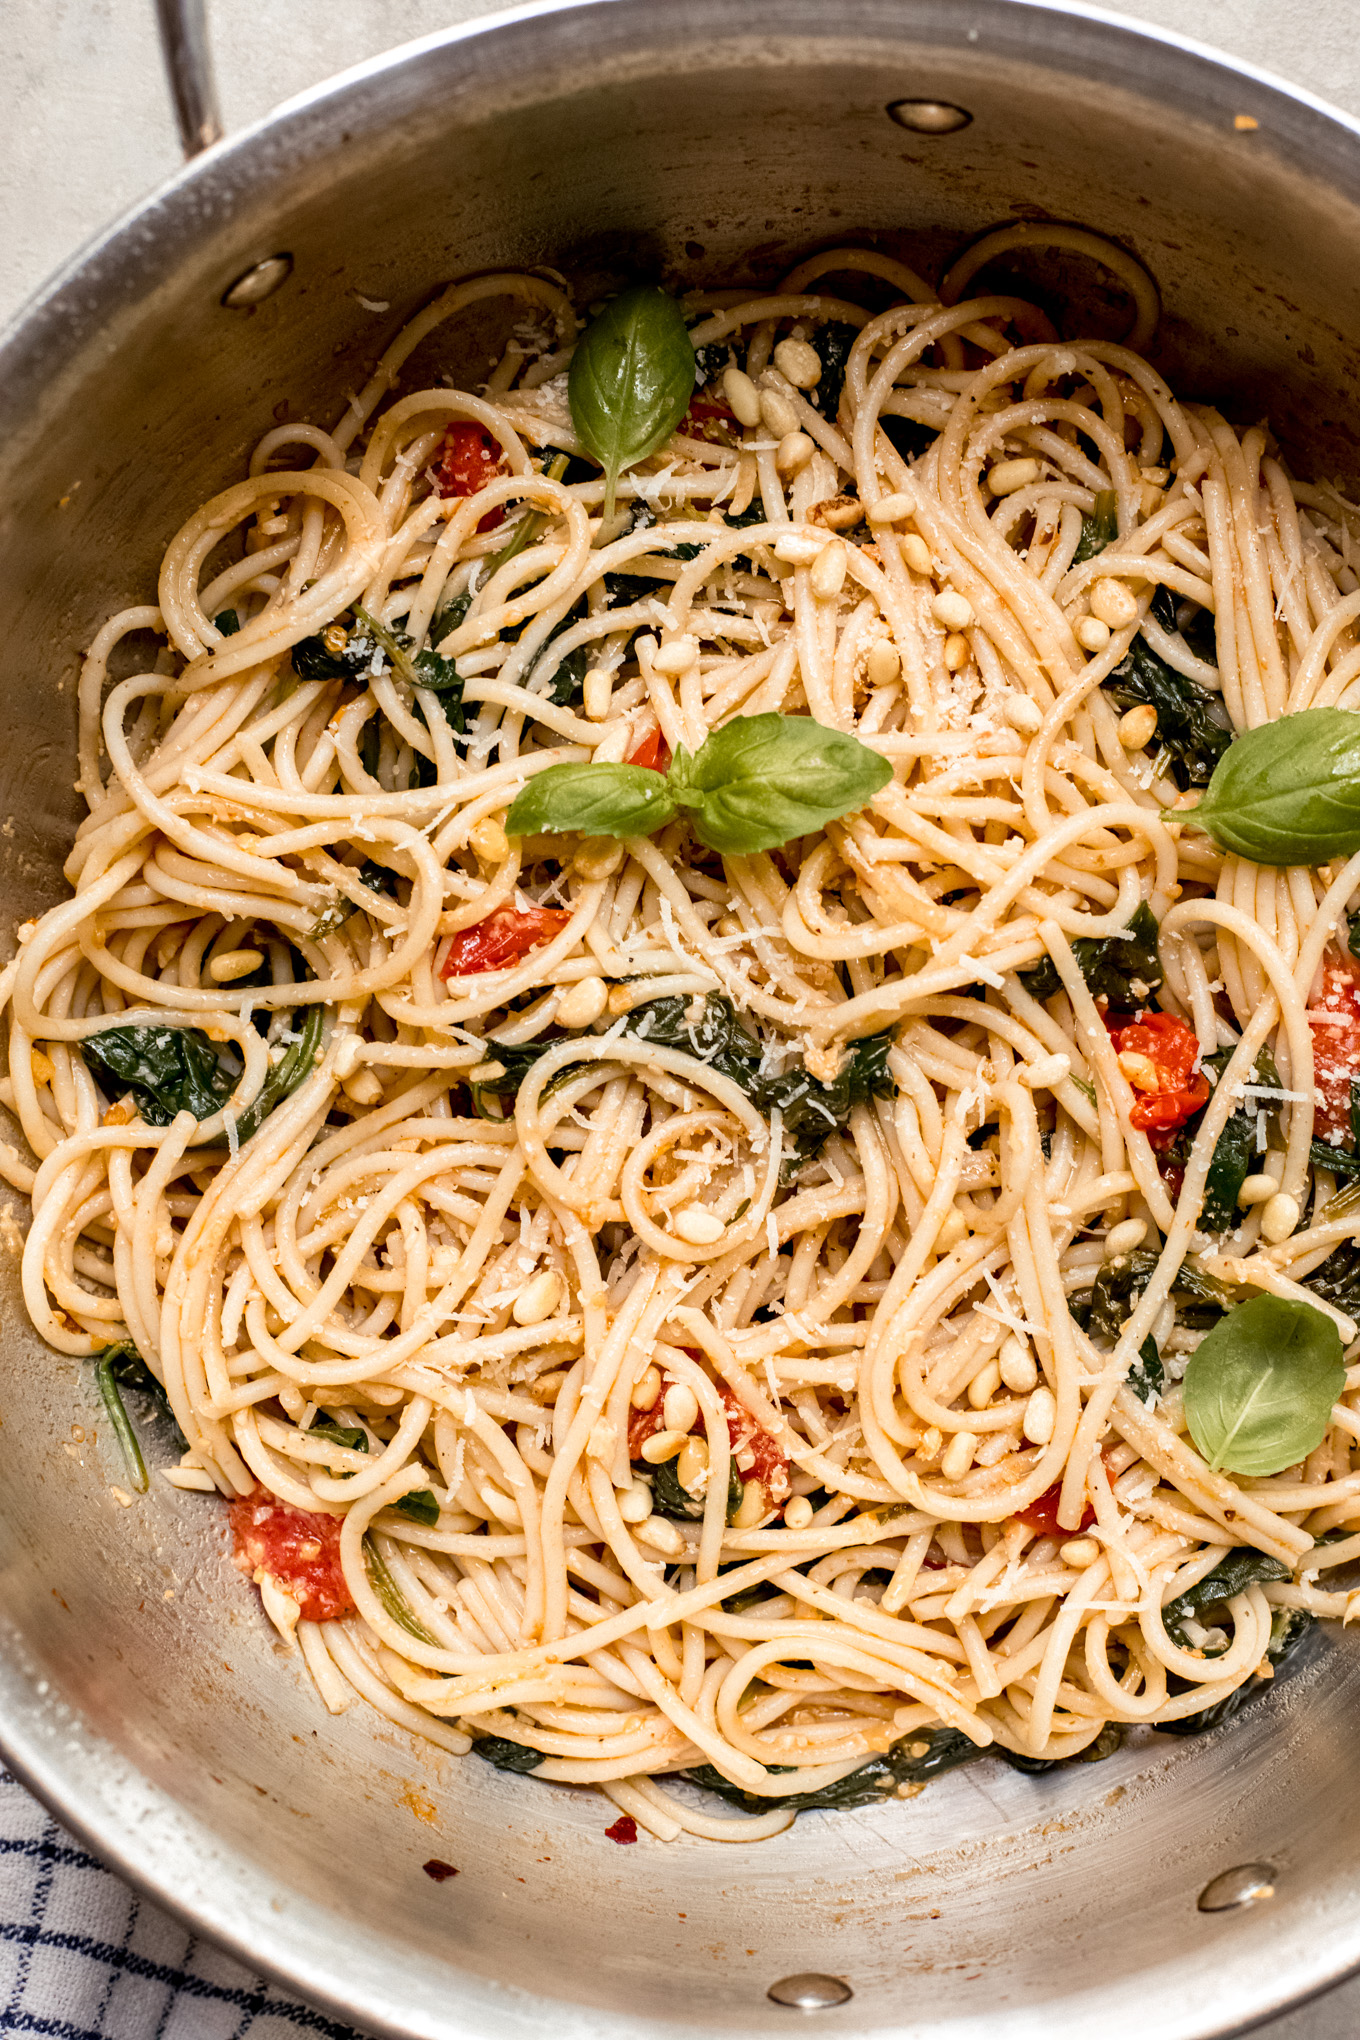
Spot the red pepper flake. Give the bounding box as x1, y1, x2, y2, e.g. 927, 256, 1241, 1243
229, 1490, 355, 1623
440, 906, 572, 979
422, 1859, 459, 1882
605, 1814, 639, 1844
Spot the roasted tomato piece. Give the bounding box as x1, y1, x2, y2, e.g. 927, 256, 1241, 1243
1107, 1010, 1209, 1139
433, 421, 505, 529
678, 398, 735, 446
628, 726, 671, 774
628, 1365, 791, 1507
440, 906, 572, 978
229, 1491, 354, 1622
1308, 958, 1360, 1145
1016, 1479, 1096, 1538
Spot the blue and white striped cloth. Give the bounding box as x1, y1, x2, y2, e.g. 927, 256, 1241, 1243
0, 1769, 366, 2039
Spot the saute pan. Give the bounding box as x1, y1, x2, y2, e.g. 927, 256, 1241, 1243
2, 4, 1360, 2035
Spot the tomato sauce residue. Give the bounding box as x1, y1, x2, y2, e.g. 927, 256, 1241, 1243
433, 422, 505, 528
440, 906, 572, 978
628, 726, 671, 775
229, 1492, 355, 1622
628, 1364, 792, 1507
1308, 958, 1360, 1144
1106, 1009, 1209, 1143
605, 1814, 639, 1844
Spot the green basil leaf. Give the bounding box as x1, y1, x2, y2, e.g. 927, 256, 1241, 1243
362, 1533, 439, 1644
1073, 489, 1118, 564
506, 763, 678, 840
567, 286, 696, 519
82, 1025, 235, 1127
1183, 1293, 1344, 1475
393, 1488, 441, 1527
1189, 707, 1360, 864
669, 713, 892, 855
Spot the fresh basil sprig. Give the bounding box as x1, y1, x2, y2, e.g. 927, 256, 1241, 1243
506, 712, 892, 856
1182, 1293, 1344, 1476
1187, 707, 1360, 864
567, 286, 696, 519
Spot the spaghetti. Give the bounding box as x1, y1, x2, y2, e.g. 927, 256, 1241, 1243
5, 229, 1360, 1845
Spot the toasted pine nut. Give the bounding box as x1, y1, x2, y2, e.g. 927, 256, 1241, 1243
1237, 1174, 1278, 1208
583, 667, 612, 720
810, 541, 847, 600
556, 975, 609, 1028
783, 1494, 814, 1529
943, 631, 970, 672
469, 815, 509, 862
987, 457, 1040, 496
940, 1430, 977, 1480
653, 638, 698, 676
1022, 1386, 1056, 1445
932, 590, 973, 631
1090, 577, 1139, 629
637, 1515, 685, 1555
999, 1336, 1038, 1393
1075, 615, 1111, 652
901, 533, 933, 574
868, 492, 913, 525
1118, 1049, 1163, 1091
866, 639, 901, 686
1059, 1536, 1100, 1567
630, 1365, 662, 1410
512, 1270, 561, 1326
1260, 1191, 1300, 1244
772, 531, 824, 566
640, 1429, 688, 1464
775, 431, 815, 475
1003, 694, 1043, 734
617, 1481, 654, 1523
1119, 704, 1159, 750
573, 837, 624, 880
773, 338, 822, 388
676, 1435, 710, 1493
662, 1382, 699, 1433
208, 947, 263, 983
674, 1204, 726, 1245
759, 388, 800, 438
967, 1359, 1001, 1410
722, 367, 762, 428
1104, 1217, 1148, 1258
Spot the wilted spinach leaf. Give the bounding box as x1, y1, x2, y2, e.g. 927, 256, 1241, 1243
879, 414, 936, 463
1125, 1336, 1164, 1407
758, 1033, 896, 1175
393, 1488, 441, 1526
1198, 1045, 1280, 1231
683, 1724, 982, 1814
811, 322, 858, 419
231, 1002, 325, 1144
1018, 900, 1163, 1008
82, 1025, 235, 1127
995, 1722, 1124, 1773
1157, 1606, 1314, 1737
648, 1454, 743, 1523
471, 1735, 547, 1773
1073, 489, 1118, 565
1104, 635, 1232, 790
1305, 1236, 1360, 1316
1160, 1548, 1292, 1649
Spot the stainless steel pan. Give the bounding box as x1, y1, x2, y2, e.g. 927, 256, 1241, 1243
3, 5, 1360, 2035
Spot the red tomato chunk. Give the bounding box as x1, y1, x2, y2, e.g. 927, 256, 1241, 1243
1106, 1010, 1209, 1142
628, 726, 671, 774
440, 906, 572, 978
1016, 1479, 1096, 1538
433, 422, 505, 529
605, 1814, 639, 1843
229, 1492, 354, 1622
1308, 959, 1360, 1145
628, 1366, 792, 1508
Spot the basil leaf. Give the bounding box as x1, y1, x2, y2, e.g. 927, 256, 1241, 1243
82, 1025, 235, 1127
506, 763, 678, 840
1073, 489, 1118, 564
668, 713, 892, 856
1105, 636, 1232, 790
567, 286, 696, 519
1018, 901, 1163, 1008
393, 1489, 441, 1527
1190, 707, 1360, 864
1183, 1294, 1344, 1475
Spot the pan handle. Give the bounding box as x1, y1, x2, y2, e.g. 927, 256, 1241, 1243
153, 0, 224, 157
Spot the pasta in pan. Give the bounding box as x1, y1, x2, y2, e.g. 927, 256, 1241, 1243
6, 225, 1360, 1845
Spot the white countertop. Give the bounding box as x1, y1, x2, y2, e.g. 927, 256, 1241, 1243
3, 3, 1360, 2035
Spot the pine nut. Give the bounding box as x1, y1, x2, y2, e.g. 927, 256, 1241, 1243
810, 541, 847, 600
583, 667, 613, 720
1118, 704, 1159, 750
731, 1478, 767, 1528
637, 1515, 684, 1555
940, 1430, 977, 1480
868, 493, 913, 525
640, 1428, 688, 1464
1075, 615, 1111, 652
943, 631, 970, 672
555, 975, 608, 1029
617, 1480, 654, 1524
1104, 1217, 1148, 1259
341, 1067, 384, 1106
936, 1210, 968, 1252
1237, 1173, 1278, 1209
572, 836, 624, 880
653, 637, 698, 676
631, 1365, 662, 1410
209, 947, 263, 983
1059, 1536, 1100, 1567
772, 531, 824, 566
469, 815, 509, 862
967, 1358, 1002, 1409
1260, 1191, 1300, 1244
1022, 1386, 1056, 1445
987, 457, 1040, 496
773, 337, 822, 388
783, 1493, 814, 1529
512, 1270, 561, 1326
676, 1435, 709, 1493
932, 590, 974, 631
1089, 577, 1138, 629
1117, 1049, 1163, 1090
466, 1059, 506, 1084
901, 533, 933, 574
866, 639, 901, 686
759, 389, 800, 438
999, 1336, 1038, 1393
606, 983, 634, 1015
674, 1204, 726, 1245
722, 366, 762, 428
1003, 694, 1043, 734
775, 431, 815, 475
662, 1382, 699, 1433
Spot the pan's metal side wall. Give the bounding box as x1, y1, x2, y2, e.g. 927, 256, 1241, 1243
1, 6, 1360, 2039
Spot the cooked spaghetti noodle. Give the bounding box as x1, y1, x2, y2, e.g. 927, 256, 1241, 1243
6, 229, 1360, 1845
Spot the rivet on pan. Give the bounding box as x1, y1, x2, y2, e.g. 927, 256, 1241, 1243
886, 99, 973, 134
1198, 1863, 1277, 1913
767, 1974, 853, 2010
221, 255, 294, 309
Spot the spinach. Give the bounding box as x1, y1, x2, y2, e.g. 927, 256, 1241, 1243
1104, 635, 1233, 791
82, 1025, 235, 1128
292, 609, 467, 734
691, 341, 732, 386
810, 322, 858, 419
1183, 1294, 1344, 1476
94, 1356, 148, 1494
683, 1724, 982, 1814
1198, 1045, 1280, 1231
1074, 1245, 1234, 1348
309, 1420, 438, 1520
1160, 1549, 1292, 1650
1158, 1608, 1314, 1738
231, 1003, 325, 1144
567, 285, 696, 517
879, 415, 936, 463
995, 1722, 1124, 1773
1073, 489, 1118, 565
1305, 1236, 1360, 1316
648, 1454, 743, 1523
471, 1735, 548, 1774
308, 860, 400, 944
92, 1336, 186, 1492
1310, 1078, 1360, 1181
393, 1489, 441, 1527
1150, 585, 1217, 667
309, 1418, 367, 1461
362, 1533, 439, 1645
1018, 900, 1163, 1008
214, 609, 240, 636
758, 1033, 897, 1175
1125, 1336, 1165, 1407
482, 451, 574, 578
